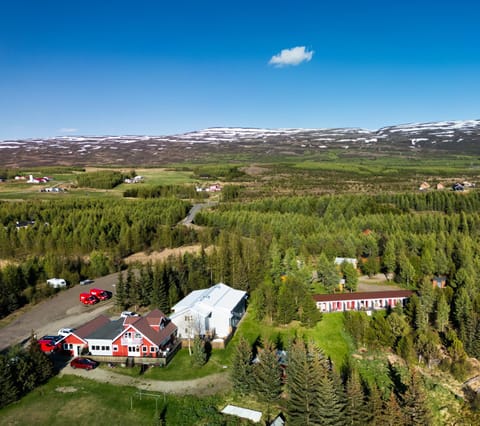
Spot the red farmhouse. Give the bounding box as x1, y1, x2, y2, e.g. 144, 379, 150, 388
61, 309, 177, 360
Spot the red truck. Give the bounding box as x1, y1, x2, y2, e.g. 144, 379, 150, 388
89, 288, 110, 301
80, 293, 99, 305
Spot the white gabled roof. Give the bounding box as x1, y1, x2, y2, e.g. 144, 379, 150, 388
172, 283, 246, 315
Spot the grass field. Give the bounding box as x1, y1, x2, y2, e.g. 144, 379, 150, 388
0, 375, 228, 426
0, 168, 199, 201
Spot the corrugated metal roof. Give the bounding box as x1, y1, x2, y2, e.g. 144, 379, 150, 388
221, 405, 262, 423
172, 283, 246, 314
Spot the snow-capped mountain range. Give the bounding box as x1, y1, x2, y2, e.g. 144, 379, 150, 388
1, 119, 479, 167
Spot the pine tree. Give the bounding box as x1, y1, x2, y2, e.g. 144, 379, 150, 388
401, 370, 432, 426
115, 271, 127, 310
285, 340, 324, 426
367, 383, 383, 426
382, 239, 396, 278
317, 363, 346, 426
434, 292, 450, 332
27, 333, 53, 385
0, 355, 18, 408
342, 261, 358, 292
191, 336, 207, 367
378, 392, 405, 426
252, 339, 282, 404
345, 369, 369, 425
230, 337, 253, 396
454, 286, 475, 354
151, 264, 169, 312
317, 253, 340, 292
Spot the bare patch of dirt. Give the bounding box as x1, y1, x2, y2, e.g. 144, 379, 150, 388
358, 274, 402, 292
124, 245, 214, 264
240, 165, 270, 176
0, 259, 16, 268
56, 386, 78, 393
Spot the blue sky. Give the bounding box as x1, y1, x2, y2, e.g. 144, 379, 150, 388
1, 0, 479, 139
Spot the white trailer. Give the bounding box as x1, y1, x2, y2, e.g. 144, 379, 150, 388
47, 278, 67, 288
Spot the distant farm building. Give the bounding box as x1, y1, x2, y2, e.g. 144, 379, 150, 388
27, 175, 51, 184
124, 176, 144, 184
419, 182, 430, 191
196, 183, 222, 192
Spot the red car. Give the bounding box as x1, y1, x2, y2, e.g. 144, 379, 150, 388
89, 288, 110, 301
70, 357, 99, 370
38, 335, 62, 353
80, 293, 99, 305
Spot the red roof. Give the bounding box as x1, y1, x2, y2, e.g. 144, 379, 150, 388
130, 317, 177, 346
145, 308, 168, 327
313, 290, 413, 303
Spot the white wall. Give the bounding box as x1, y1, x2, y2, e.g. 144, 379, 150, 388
86, 339, 113, 356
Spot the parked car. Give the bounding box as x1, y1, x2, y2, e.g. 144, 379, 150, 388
38, 335, 63, 353
80, 279, 94, 285
121, 311, 140, 318
58, 328, 74, 337
70, 357, 99, 370
89, 288, 111, 301
80, 293, 99, 305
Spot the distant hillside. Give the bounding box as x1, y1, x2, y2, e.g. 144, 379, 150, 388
1, 119, 479, 167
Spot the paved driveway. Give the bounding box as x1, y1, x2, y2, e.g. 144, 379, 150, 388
0, 272, 120, 352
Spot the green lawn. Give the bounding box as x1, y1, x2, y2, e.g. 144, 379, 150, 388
110, 309, 353, 381
0, 375, 229, 426
142, 348, 228, 381
305, 312, 355, 367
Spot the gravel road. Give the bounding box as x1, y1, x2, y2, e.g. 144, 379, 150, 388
0, 272, 120, 352
60, 367, 230, 396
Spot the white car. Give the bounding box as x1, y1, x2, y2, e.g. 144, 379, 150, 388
120, 311, 139, 318
58, 328, 74, 337
80, 279, 94, 285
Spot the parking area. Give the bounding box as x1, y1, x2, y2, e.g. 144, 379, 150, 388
0, 272, 119, 353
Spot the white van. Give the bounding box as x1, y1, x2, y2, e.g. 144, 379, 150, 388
47, 278, 67, 288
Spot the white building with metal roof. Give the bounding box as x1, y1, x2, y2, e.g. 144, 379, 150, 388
169, 283, 247, 339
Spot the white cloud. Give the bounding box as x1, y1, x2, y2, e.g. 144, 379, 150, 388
58, 128, 78, 133
269, 46, 314, 67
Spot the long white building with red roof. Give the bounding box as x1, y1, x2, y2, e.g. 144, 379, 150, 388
313, 290, 413, 313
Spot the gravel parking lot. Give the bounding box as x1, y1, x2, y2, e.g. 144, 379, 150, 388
0, 272, 120, 352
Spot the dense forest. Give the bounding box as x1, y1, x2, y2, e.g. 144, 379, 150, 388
0, 198, 191, 317
3, 187, 480, 420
